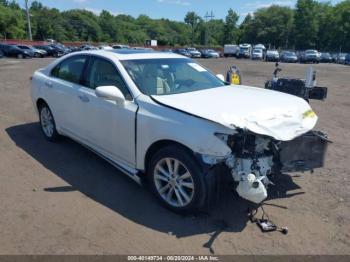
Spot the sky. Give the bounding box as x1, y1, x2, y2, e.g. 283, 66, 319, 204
15, 0, 344, 23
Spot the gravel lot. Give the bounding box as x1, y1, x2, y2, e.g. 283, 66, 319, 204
0, 57, 349, 255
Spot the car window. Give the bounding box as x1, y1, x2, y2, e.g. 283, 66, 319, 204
52, 55, 87, 84
122, 58, 225, 96
85, 57, 132, 100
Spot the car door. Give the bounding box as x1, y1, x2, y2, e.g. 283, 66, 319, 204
76, 56, 137, 168
46, 55, 88, 140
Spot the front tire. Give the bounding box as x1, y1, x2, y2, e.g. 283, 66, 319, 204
39, 103, 59, 142
149, 146, 208, 214
17, 53, 23, 59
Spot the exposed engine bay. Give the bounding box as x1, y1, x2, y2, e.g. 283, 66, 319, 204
220, 130, 330, 204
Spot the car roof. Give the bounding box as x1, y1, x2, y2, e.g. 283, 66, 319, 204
73, 49, 186, 60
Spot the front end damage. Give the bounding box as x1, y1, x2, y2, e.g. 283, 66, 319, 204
207, 130, 330, 204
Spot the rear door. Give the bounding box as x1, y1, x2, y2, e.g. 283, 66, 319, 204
76, 56, 137, 167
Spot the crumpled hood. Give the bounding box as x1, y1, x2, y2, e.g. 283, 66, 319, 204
152, 85, 318, 141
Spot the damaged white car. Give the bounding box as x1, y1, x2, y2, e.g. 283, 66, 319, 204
31, 50, 329, 213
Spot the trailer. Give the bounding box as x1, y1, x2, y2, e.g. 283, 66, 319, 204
224, 44, 239, 57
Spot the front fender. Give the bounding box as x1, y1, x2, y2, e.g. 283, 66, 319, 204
136, 96, 234, 170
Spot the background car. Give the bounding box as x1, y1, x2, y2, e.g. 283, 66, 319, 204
161, 49, 173, 53
80, 44, 98, 51
201, 49, 219, 58
344, 54, 350, 65
280, 51, 298, 63
17, 45, 47, 58
300, 50, 320, 63
251, 48, 263, 60
33, 45, 63, 57
0, 44, 33, 59
98, 45, 113, 50
0, 49, 3, 58
337, 53, 347, 64
330, 53, 338, 63
265, 50, 279, 62
50, 44, 70, 55
66, 46, 81, 52
186, 48, 201, 58
173, 48, 191, 57
320, 52, 332, 63
112, 44, 130, 49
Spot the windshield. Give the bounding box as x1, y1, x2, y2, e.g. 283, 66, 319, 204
284, 51, 295, 56
121, 58, 225, 96
306, 50, 317, 54
240, 47, 249, 51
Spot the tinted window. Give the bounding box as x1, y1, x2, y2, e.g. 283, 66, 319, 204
53, 56, 87, 84
86, 57, 131, 99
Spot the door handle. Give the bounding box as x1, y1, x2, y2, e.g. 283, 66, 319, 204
45, 81, 53, 88
78, 94, 90, 103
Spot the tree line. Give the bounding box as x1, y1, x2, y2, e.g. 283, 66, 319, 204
0, 0, 349, 51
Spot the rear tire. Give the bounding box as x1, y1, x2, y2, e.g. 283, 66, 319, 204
39, 103, 59, 142
148, 145, 209, 214
17, 54, 23, 59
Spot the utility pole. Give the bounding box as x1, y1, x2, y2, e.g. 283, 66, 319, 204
25, 0, 33, 41
204, 11, 214, 47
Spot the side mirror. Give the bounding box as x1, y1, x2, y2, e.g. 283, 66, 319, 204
216, 74, 225, 82
95, 86, 125, 105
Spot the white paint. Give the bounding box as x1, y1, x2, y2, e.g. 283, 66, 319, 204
152, 85, 317, 141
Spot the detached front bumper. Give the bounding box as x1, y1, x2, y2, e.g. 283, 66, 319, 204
278, 131, 330, 172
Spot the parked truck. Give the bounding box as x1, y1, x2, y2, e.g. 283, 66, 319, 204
238, 44, 252, 58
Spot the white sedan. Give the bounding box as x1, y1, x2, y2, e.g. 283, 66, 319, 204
31, 50, 328, 213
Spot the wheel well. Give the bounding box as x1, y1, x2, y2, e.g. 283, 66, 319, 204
36, 98, 47, 110
144, 140, 196, 174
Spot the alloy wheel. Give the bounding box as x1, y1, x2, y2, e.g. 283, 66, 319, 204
40, 107, 54, 138
154, 157, 195, 207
